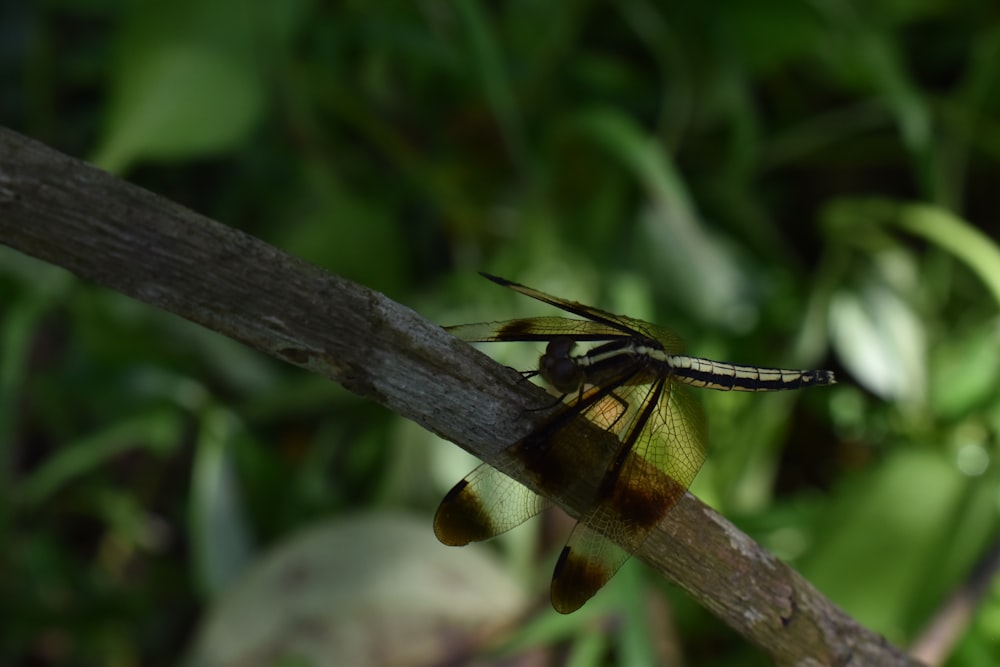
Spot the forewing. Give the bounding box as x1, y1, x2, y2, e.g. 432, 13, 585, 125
434, 462, 549, 546
480, 274, 687, 348
446, 316, 628, 343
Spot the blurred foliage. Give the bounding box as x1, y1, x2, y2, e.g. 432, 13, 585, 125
4, 1, 1000, 665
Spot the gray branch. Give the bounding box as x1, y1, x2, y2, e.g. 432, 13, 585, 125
0, 127, 924, 666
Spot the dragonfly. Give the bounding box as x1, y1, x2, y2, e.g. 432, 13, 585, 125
434, 273, 835, 613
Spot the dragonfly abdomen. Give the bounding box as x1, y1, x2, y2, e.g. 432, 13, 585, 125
667, 355, 835, 392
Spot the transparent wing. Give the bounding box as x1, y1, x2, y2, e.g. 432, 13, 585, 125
467, 274, 688, 353
434, 462, 549, 546
550, 380, 707, 613
446, 316, 630, 343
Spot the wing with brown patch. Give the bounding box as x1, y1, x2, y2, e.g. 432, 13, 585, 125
477, 274, 686, 352
434, 462, 548, 546
550, 380, 706, 613
446, 316, 629, 343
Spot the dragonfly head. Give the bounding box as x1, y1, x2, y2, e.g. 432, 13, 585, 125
539, 337, 585, 394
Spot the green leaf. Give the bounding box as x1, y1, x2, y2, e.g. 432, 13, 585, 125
190, 408, 256, 597
799, 449, 988, 639
930, 324, 1000, 419
89, 0, 283, 173
93, 45, 264, 173
829, 279, 926, 404
893, 204, 1000, 309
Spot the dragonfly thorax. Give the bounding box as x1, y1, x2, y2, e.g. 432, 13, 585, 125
539, 336, 658, 393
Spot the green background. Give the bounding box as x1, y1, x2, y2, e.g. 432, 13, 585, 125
4, 1, 1000, 665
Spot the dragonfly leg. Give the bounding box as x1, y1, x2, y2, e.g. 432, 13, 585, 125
523, 391, 568, 413
518, 368, 540, 382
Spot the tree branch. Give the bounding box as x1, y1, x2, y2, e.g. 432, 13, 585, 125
0, 127, 924, 666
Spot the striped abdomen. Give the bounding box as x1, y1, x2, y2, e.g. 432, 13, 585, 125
666, 355, 835, 392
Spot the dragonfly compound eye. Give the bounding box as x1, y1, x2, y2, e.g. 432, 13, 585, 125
540, 338, 585, 393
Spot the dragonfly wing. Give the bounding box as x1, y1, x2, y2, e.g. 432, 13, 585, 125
550, 380, 707, 612
479, 273, 687, 351
481, 274, 645, 334
644, 381, 707, 493
447, 316, 629, 343
434, 462, 549, 546
551, 522, 631, 614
